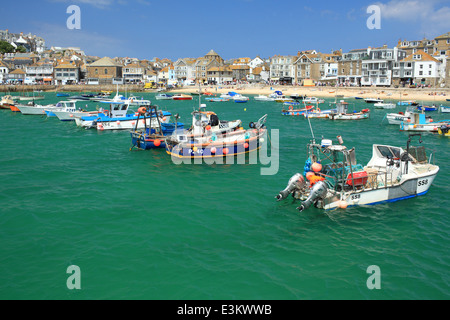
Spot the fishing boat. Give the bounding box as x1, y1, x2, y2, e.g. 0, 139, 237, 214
385, 107, 432, 125
398, 100, 417, 106
18, 95, 45, 101
0, 95, 15, 109
274, 95, 295, 103
303, 104, 337, 119
56, 93, 69, 97
165, 114, 267, 159
437, 124, 450, 136
304, 97, 324, 104
130, 107, 184, 150
328, 101, 370, 120
400, 113, 448, 133
74, 101, 171, 130
44, 100, 79, 117
354, 97, 364, 100
232, 94, 250, 103
276, 134, 439, 212
155, 93, 173, 100
172, 94, 193, 101
290, 93, 305, 100
440, 105, 450, 113
53, 108, 100, 122
16, 102, 59, 115
205, 97, 229, 102
364, 98, 383, 103
254, 95, 275, 102
374, 102, 396, 109
417, 105, 438, 112
281, 104, 315, 116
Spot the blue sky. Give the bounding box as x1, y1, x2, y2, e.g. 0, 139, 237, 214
1, 0, 449, 60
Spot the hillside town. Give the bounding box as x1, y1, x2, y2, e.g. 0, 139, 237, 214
1, 29, 450, 89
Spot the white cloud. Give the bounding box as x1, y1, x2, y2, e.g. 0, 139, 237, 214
375, 0, 450, 36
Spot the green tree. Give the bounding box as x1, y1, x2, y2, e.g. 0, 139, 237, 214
0, 41, 15, 54
16, 46, 27, 53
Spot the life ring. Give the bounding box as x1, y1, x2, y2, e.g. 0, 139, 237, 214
317, 108, 321, 112
138, 107, 147, 114
289, 106, 293, 110
103, 110, 109, 116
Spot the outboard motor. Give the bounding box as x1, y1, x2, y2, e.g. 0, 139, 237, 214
297, 180, 328, 212
276, 173, 306, 201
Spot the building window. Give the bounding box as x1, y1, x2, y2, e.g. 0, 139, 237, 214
95, 68, 98, 75
104, 69, 108, 75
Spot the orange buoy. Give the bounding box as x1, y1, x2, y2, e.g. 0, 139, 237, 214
311, 162, 322, 172
223, 147, 229, 155
306, 172, 315, 181
338, 201, 348, 209
153, 139, 161, 147
211, 147, 217, 154
244, 143, 249, 149
206, 125, 211, 131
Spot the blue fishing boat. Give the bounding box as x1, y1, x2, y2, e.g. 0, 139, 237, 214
74, 101, 171, 130
56, 93, 69, 97
417, 105, 438, 112
130, 106, 184, 150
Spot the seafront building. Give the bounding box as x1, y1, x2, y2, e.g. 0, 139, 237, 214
1, 28, 450, 87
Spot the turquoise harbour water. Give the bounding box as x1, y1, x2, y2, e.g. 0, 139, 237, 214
0, 91, 449, 300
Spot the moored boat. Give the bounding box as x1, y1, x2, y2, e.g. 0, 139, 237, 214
417, 105, 438, 112
328, 101, 370, 120
364, 98, 383, 103
172, 94, 193, 101
281, 104, 314, 116
0, 95, 16, 110
374, 102, 396, 109
130, 107, 184, 150
74, 101, 171, 130
276, 134, 439, 212
440, 105, 450, 113
155, 93, 173, 100
165, 114, 267, 159
400, 113, 448, 133
437, 124, 450, 136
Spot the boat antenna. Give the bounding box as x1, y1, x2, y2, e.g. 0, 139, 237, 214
306, 105, 316, 142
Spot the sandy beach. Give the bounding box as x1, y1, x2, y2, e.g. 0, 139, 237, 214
171, 85, 450, 103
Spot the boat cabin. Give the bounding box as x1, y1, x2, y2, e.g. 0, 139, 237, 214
99, 101, 129, 118
55, 100, 77, 111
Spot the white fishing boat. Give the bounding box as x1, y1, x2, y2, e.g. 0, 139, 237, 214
304, 97, 324, 104
232, 93, 250, 103
374, 102, 396, 109
440, 105, 450, 113
400, 113, 448, 133
254, 95, 275, 102
386, 108, 432, 125
365, 98, 383, 103
274, 95, 295, 103
277, 134, 439, 212
44, 100, 79, 117
155, 93, 173, 100
328, 101, 370, 120
16, 102, 56, 115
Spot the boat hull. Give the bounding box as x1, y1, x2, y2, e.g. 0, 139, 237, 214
165, 129, 265, 159
329, 112, 369, 120
321, 171, 439, 210
16, 105, 48, 115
